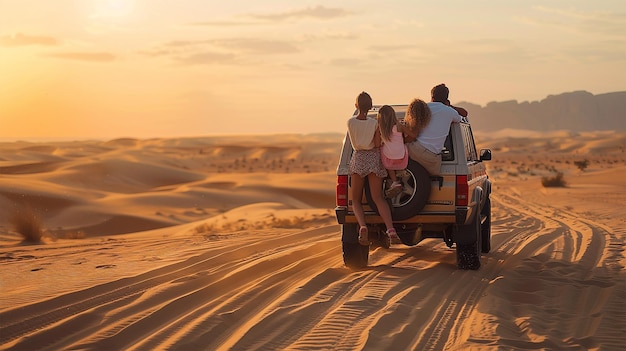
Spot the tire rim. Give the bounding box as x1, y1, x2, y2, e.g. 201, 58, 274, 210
388, 170, 417, 207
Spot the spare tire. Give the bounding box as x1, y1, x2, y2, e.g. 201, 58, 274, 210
365, 159, 431, 221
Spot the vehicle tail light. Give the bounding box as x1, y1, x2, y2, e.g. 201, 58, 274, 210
336, 175, 348, 206
456, 175, 468, 206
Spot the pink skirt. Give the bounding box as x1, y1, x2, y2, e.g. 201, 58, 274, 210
381, 145, 408, 170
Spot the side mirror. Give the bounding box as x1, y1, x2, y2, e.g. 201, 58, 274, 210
480, 149, 492, 161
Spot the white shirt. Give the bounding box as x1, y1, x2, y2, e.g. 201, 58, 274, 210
417, 102, 463, 153
347, 116, 378, 150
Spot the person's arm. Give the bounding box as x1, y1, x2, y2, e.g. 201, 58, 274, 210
443, 101, 466, 123
399, 123, 418, 143
373, 127, 382, 148
451, 105, 468, 117
445, 99, 468, 117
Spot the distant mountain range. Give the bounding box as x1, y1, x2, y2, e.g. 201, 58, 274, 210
457, 91, 626, 132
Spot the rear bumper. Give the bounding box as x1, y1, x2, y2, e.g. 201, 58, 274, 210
335, 206, 464, 225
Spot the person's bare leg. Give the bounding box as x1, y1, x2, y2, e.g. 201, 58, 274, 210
351, 173, 370, 245
369, 175, 394, 230
350, 173, 366, 228
384, 169, 402, 198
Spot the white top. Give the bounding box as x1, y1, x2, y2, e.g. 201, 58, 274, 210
347, 116, 378, 150
382, 125, 406, 159
417, 102, 463, 153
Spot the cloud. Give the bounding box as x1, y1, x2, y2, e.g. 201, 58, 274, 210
139, 49, 174, 57
189, 6, 353, 27
534, 5, 626, 23
163, 40, 211, 48
212, 38, 299, 54
329, 58, 362, 67
158, 38, 299, 54
189, 20, 265, 27
564, 39, 626, 63
174, 51, 235, 65
301, 31, 358, 41
526, 6, 626, 38
368, 44, 418, 52
248, 5, 353, 21
143, 38, 300, 65
0, 33, 59, 47
45, 52, 116, 62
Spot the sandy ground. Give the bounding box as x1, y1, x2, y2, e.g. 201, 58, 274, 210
0, 131, 625, 350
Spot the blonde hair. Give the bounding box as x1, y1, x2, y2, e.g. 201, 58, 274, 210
377, 105, 397, 143
404, 99, 431, 136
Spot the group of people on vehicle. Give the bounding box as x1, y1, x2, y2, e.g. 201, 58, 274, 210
346, 84, 468, 246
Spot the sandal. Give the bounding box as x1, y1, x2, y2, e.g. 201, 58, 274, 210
385, 181, 403, 198
358, 226, 369, 246
386, 228, 401, 244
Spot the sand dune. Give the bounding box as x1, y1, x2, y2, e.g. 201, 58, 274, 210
1, 131, 625, 350
0, 135, 337, 237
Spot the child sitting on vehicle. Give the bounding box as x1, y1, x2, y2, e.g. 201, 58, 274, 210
377, 105, 409, 198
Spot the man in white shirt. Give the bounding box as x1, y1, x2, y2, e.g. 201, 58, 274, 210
406, 84, 465, 175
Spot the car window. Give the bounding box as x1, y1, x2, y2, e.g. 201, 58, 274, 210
442, 127, 454, 161
462, 124, 478, 162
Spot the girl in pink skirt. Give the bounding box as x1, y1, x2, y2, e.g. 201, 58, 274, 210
377, 105, 409, 198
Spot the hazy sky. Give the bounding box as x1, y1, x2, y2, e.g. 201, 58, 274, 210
1, 0, 625, 140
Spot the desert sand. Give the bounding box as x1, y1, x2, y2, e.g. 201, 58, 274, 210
1, 131, 625, 350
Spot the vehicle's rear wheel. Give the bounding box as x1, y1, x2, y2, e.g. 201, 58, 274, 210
481, 197, 491, 253
456, 207, 482, 270
364, 159, 431, 221
341, 223, 369, 269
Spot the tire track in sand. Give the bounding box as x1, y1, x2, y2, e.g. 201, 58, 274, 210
2, 189, 623, 350
445, 191, 624, 350
0, 227, 339, 350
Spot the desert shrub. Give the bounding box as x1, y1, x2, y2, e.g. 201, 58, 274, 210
269, 215, 304, 228
194, 222, 217, 234
11, 208, 43, 243
63, 230, 86, 239
541, 172, 567, 187
574, 159, 589, 171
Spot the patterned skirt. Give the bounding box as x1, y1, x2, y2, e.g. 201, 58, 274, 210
349, 148, 388, 178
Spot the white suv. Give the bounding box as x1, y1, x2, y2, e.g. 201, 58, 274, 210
335, 104, 492, 270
